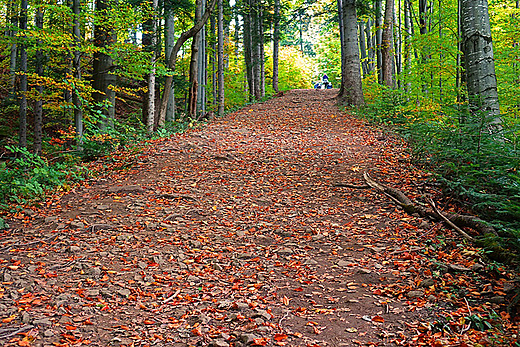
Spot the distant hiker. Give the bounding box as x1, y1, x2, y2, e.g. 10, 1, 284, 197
314, 81, 322, 89
322, 74, 328, 82
322, 74, 331, 89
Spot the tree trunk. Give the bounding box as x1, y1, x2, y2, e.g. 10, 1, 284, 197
460, 0, 501, 131
272, 0, 280, 92
381, 0, 395, 87
146, 0, 158, 133
358, 21, 368, 78
243, 0, 254, 100
34, 5, 44, 155
375, 0, 383, 84
7, 0, 18, 99
404, 0, 412, 93
164, 11, 176, 123
337, 0, 346, 93
72, 0, 83, 148
197, 0, 207, 115
365, 18, 375, 75
18, 0, 28, 149
188, 0, 203, 117
210, 15, 217, 107
217, 0, 225, 116
338, 0, 364, 106
158, 0, 217, 123
92, 0, 116, 131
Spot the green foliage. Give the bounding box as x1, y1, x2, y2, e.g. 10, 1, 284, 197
0, 146, 87, 209
359, 79, 520, 261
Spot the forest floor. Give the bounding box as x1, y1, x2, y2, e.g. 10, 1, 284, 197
0, 89, 518, 347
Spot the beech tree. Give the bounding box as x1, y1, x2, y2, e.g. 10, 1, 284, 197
92, 0, 116, 130
337, 0, 364, 106
381, 0, 394, 87
460, 0, 501, 129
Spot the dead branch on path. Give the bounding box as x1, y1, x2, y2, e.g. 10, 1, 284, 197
335, 172, 497, 241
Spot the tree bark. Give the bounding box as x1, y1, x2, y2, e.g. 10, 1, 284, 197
460, 0, 501, 131
7, 0, 18, 99
34, 5, 44, 155
338, 0, 364, 106
375, 0, 383, 84
92, 0, 116, 131
358, 21, 368, 78
72, 0, 83, 148
381, 0, 395, 88
188, 0, 203, 117
217, 0, 225, 116
18, 0, 28, 149
365, 18, 375, 75
337, 0, 346, 93
164, 11, 176, 123
272, 0, 280, 92
146, 0, 158, 133
158, 0, 217, 123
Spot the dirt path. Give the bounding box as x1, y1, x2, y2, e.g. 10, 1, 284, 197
1, 89, 517, 346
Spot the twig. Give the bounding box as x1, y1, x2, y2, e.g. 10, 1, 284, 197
0, 325, 35, 340
427, 198, 476, 243
162, 290, 181, 305
333, 183, 371, 189
278, 310, 290, 331
460, 298, 472, 333
389, 247, 425, 255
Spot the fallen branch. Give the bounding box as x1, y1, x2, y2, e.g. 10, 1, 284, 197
428, 198, 476, 243
335, 172, 497, 240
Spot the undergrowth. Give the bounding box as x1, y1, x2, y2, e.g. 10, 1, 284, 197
358, 84, 520, 264
0, 109, 202, 215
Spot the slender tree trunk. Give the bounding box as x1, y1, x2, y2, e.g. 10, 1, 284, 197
404, 0, 412, 93
273, 0, 280, 92
375, 0, 383, 84
382, 0, 395, 87
92, 0, 116, 131
189, 0, 203, 117
72, 0, 83, 148
366, 18, 375, 75
338, 0, 364, 106
337, 0, 346, 93
164, 11, 176, 123
34, 6, 44, 155
438, 0, 443, 103
243, 0, 254, 100
18, 0, 28, 149
395, 0, 402, 87
197, 0, 207, 115
217, 0, 225, 116
146, 0, 158, 133
259, 6, 265, 98
210, 15, 217, 107
358, 21, 369, 78
7, 0, 18, 99
460, 0, 501, 131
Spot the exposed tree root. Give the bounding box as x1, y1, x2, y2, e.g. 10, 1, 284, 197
335, 172, 502, 241
335, 172, 520, 264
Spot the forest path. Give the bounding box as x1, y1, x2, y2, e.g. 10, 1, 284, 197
2, 89, 514, 346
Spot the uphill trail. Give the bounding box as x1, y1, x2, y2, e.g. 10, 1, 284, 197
1, 89, 517, 346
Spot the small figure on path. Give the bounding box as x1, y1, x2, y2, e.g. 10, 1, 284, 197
322, 73, 332, 89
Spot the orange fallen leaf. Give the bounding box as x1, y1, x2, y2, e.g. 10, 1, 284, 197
2, 315, 16, 323
274, 333, 288, 341
372, 316, 384, 323
143, 319, 155, 325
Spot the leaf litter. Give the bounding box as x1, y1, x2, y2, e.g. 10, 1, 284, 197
0, 89, 518, 346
